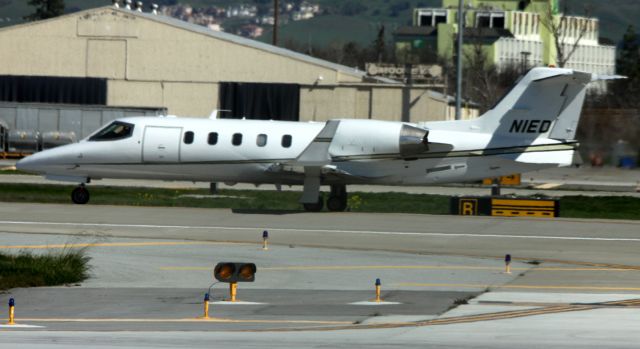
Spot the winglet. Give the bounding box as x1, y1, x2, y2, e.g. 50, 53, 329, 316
294, 120, 340, 166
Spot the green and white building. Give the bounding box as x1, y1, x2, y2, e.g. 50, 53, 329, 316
394, 0, 615, 80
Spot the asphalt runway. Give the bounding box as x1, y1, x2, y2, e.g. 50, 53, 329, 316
2, 203, 640, 347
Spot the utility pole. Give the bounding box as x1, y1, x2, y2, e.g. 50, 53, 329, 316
455, 0, 464, 120
273, 0, 279, 46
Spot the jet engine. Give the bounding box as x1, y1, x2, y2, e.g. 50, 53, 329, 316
330, 120, 430, 158
399, 124, 429, 157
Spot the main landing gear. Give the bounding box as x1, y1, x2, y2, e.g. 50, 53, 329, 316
71, 184, 90, 204
327, 184, 348, 212
302, 185, 348, 212
302, 196, 324, 212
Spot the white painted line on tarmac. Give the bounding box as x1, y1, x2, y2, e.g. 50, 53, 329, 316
0, 324, 44, 328
1, 220, 640, 243
350, 301, 402, 305
209, 301, 264, 305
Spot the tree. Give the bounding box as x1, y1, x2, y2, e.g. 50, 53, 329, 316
24, 0, 65, 21
617, 25, 640, 81
611, 25, 640, 108
370, 25, 387, 63
462, 31, 499, 112
539, 2, 592, 68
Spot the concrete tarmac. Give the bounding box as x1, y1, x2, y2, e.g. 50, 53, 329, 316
2, 203, 640, 347
1, 163, 639, 197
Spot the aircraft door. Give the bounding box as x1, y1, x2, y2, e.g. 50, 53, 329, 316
142, 126, 181, 162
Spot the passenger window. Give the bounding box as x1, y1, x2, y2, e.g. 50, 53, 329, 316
281, 134, 292, 148
232, 133, 243, 146
256, 134, 267, 147
183, 131, 194, 144
208, 132, 218, 145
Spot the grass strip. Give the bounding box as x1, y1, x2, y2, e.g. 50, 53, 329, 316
0, 183, 638, 220
0, 248, 91, 290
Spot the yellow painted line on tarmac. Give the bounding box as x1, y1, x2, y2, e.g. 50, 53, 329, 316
17, 317, 352, 325
0, 241, 239, 250
397, 282, 640, 291
159, 265, 637, 272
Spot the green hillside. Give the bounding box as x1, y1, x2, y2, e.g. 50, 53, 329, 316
0, 0, 636, 45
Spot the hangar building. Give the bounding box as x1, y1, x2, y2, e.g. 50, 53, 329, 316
0, 4, 463, 139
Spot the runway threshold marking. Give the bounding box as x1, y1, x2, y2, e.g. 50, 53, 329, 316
160, 265, 638, 272
397, 282, 640, 291
2, 220, 640, 243
0, 241, 238, 249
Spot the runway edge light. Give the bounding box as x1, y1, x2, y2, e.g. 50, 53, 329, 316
375, 278, 382, 303
262, 230, 269, 250
8, 298, 15, 325
203, 293, 210, 318
505, 254, 512, 274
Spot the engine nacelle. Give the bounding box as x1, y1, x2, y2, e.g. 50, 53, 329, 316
330, 120, 429, 158
399, 124, 429, 157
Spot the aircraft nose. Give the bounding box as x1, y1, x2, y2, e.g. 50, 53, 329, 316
16, 153, 45, 173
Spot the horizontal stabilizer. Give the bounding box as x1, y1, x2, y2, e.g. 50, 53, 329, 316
513, 150, 576, 167
591, 74, 627, 82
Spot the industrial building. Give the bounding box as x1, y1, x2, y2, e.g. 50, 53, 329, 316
0, 3, 463, 150
394, 0, 616, 80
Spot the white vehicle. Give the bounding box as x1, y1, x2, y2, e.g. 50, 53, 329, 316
16, 67, 615, 211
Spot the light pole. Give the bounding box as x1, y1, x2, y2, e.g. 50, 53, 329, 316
273, 0, 279, 46
455, 0, 464, 120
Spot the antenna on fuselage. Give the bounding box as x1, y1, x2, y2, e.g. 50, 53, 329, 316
209, 109, 231, 119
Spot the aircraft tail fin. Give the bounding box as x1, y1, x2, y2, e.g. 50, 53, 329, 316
475, 68, 624, 141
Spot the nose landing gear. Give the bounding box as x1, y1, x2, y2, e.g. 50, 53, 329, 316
71, 184, 90, 204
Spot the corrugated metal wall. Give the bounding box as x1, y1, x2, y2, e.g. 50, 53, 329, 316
0, 102, 165, 139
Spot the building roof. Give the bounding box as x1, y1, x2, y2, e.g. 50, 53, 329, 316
0, 6, 399, 84
463, 27, 514, 39
599, 37, 616, 46
124, 7, 399, 84
393, 26, 437, 37
428, 90, 480, 108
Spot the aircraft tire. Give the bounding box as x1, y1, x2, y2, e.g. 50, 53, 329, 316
71, 186, 90, 205
326, 196, 347, 212
302, 196, 324, 212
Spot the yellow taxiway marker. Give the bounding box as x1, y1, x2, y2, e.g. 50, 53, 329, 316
0, 241, 242, 250
17, 317, 352, 325
17, 300, 640, 332
159, 265, 638, 272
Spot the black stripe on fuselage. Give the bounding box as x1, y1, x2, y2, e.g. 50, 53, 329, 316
70, 143, 577, 166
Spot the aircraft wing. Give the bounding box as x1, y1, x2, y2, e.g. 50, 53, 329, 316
265, 163, 385, 180
291, 120, 340, 166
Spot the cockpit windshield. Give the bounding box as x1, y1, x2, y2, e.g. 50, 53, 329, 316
89, 121, 134, 141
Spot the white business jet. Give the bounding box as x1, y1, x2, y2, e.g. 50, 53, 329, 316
16, 67, 616, 211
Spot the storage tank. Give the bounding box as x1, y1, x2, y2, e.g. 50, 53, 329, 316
41, 131, 76, 150
0, 118, 7, 153
8, 130, 40, 153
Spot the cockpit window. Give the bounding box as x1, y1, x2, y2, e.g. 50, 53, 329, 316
89, 121, 134, 141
